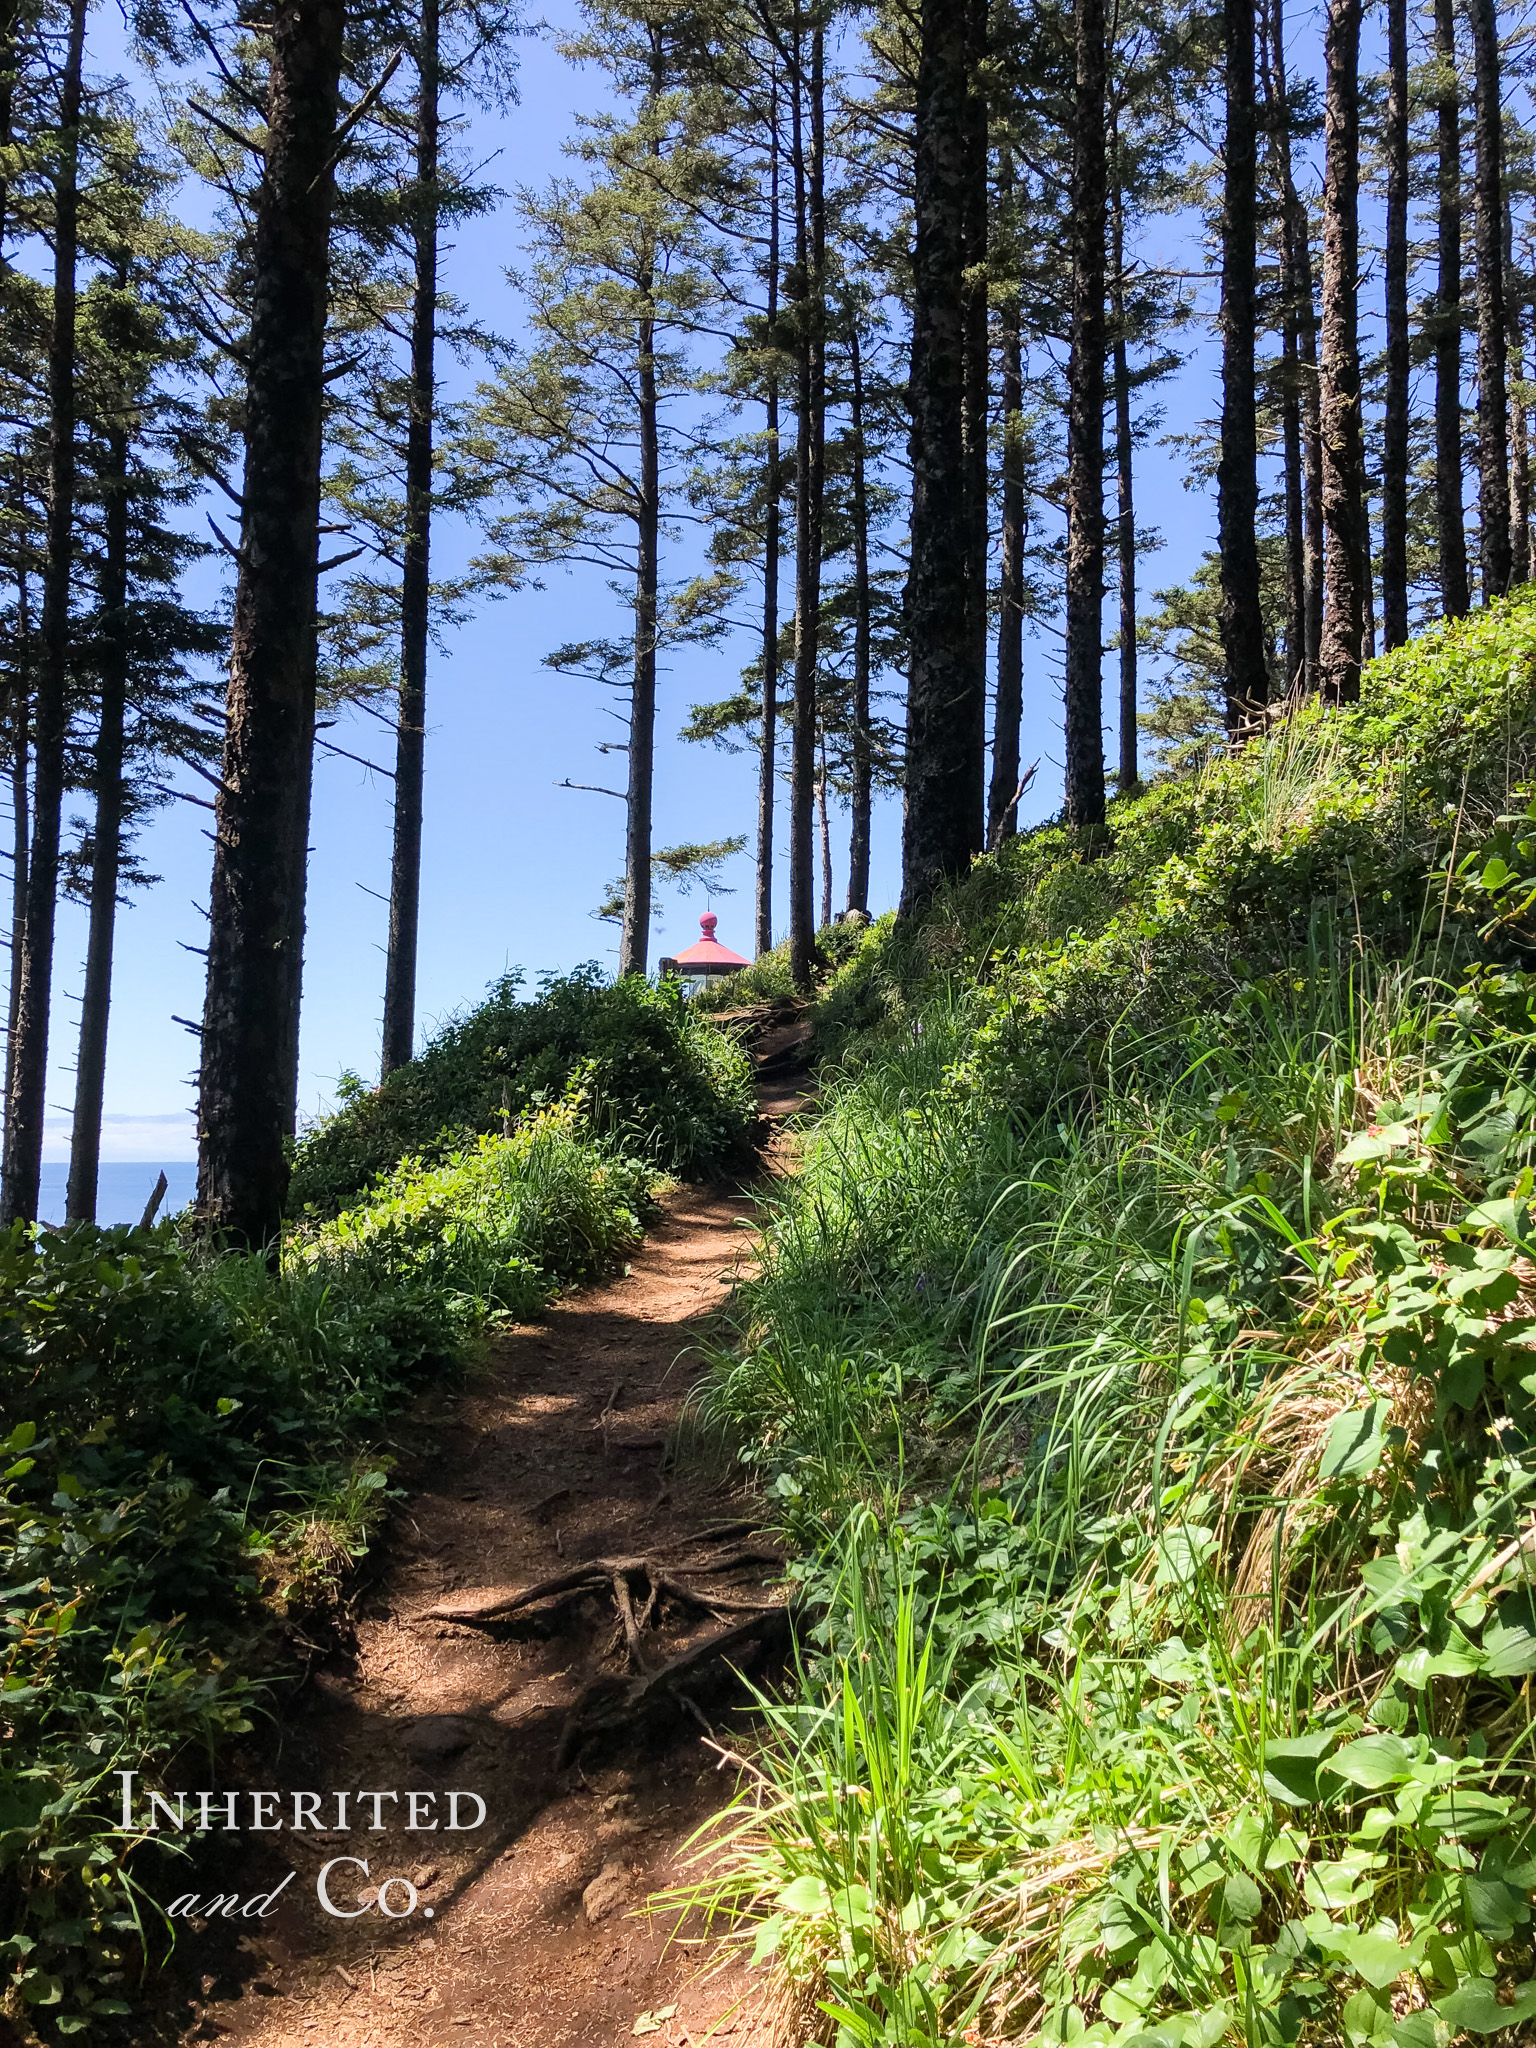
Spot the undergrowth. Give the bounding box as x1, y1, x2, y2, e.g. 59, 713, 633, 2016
289, 964, 756, 1216
685, 593, 1536, 2046
2, 991, 751, 2035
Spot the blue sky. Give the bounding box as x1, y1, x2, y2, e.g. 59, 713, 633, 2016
42, 0, 1260, 1163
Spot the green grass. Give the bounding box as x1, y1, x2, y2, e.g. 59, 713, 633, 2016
688, 595, 1536, 2046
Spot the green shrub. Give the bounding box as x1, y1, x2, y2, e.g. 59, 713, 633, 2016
289, 965, 756, 1215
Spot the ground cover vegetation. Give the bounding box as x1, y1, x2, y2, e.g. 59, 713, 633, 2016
684, 594, 1536, 2046
0, 990, 751, 2035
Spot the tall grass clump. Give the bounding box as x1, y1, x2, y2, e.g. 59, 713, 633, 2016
692, 595, 1536, 2044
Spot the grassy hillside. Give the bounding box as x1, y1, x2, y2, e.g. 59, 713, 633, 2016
691, 593, 1536, 2047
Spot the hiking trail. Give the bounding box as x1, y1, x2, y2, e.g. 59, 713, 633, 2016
174, 1013, 810, 2048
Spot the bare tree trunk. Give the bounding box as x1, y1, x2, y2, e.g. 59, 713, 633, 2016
1319, 0, 1368, 705
755, 80, 780, 957
1110, 154, 1138, 789
3, 0, 85, 1228
817, 732, 831, 931
5, 573, 26, 1133
1468, 0, 1510, 601
196, 0, 345, 1251
279, 559, 316, 1137
989, 264, 1026, 840
959, 0, 988, 819
620, 293, 658, 977
1064, 0, 1108, 830
66, 424, 130, 1224
1381, 0, 1410, 648
846, 320, 872, 913
381, 0, 439, 1076
1261, 0, 1305, 688
1508, 191, 1530, 583
1265, 0, 1323, 688
901, 0, 984, 906
788, 26, 824, 986
1218, 0, 1266, 730
1435, 0, 1470, 617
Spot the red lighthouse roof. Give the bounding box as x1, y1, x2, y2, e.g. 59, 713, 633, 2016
673, 912, 748, 968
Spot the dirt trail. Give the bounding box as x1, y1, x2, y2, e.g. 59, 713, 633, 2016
175, 1019, 809, 2048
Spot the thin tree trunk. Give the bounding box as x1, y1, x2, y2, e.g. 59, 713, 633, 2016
1265, 0, 1323, 688
1319, 0, 1368, 705
788, 26, 824, 986
5, 572, 26, 1131
197, 0, 345, 1251
1218, 0, 1267, 730
620, 34, 665, 980
1064, 0, 1108, 828
1381, 0, 1410, 647
817, 733, 831, 931
1110, 152, 1137, 790
988, 270, 1026, 841
755, 78, 780, 957
1468, 0, 1510, 600
3, 0, 85, 1228
65, 425, 130, 1224
1508, 191, 1530, 583
1435, 0, 1470, 616
1260, 0, 1304, 684
381, 0, 439, 1076
846, 320, 872, 912
959, 0, 988, 824
901, 0, 981, 906
279, 558, 316, 1137
620, 293, 659, 976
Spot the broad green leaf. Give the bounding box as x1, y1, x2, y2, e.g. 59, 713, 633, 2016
1325, 1734, 1410, 1790
1329, 1923, 1417, 1989
1263, 1731, 1336, 1806
1322, 1401, 1393, 1481
777, 1875, 828, 1915
1220, 1874, 1261, 1924
1435, 1976, 1536, 2033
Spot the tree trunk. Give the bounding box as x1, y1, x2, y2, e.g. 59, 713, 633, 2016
1508, 191, 1530, 583
959, 0, 988, 821
5, 576, 27, 1134
787, 26, 824, 986
1260, 0, 1304, 690
65, 425, 130, 1225
3, 0, 85, 1228
901, 0, 983, 907
381, 0, 439, 1076
1435, 0, 1470, 617
620, 293, 658, 977
817, 733, 831, 931
1319, 0, 1368, 705
1381, 0, 1410, 648
279, 558, 317, 1137
1218, 0, 1266, 731
196, 0, 345, 1251
1468, 0, 1510, 601
1264, 0, 1323, 689
755, 79, 780, 957
1064, 0, 1108, 828
1110, 151, 1137, 790
846, 320, 872, 912
989, 265, 1026, 841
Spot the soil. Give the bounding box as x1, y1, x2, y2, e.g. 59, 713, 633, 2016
156, 1013, 811, 2048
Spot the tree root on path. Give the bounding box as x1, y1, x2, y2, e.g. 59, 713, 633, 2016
554, 1605, 792, 1768
423, 1545, 790, 1676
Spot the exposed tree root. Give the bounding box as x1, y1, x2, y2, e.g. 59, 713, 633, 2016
555, 1605, 793, 1767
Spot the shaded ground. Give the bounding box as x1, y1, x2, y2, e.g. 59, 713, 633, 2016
159, 1014, 809, 2048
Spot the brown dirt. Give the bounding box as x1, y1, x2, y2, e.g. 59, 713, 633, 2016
164, 1018, 810, 2048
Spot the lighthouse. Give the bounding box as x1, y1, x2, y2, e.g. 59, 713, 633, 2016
659, 912, 749, 997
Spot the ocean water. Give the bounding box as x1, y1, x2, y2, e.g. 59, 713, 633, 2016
37, 1161, 199, 1228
